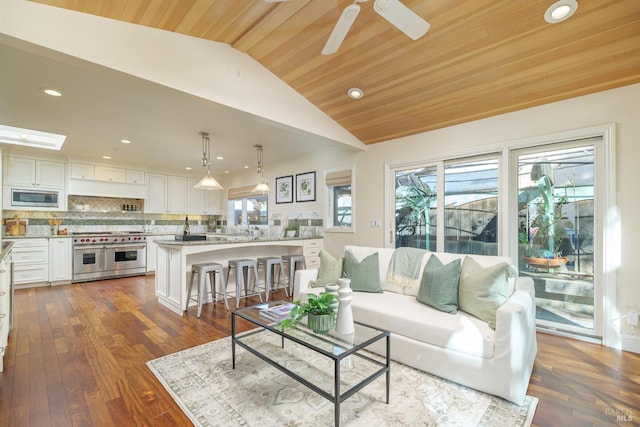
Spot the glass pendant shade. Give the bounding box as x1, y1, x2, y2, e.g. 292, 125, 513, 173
194, 131, 223, 191
251, 176, 272, 194
251, 144, 272, 194
194, 172, 223, 190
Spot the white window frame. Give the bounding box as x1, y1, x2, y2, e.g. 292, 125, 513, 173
324, 166, 355, 233
384, 123, 617, 347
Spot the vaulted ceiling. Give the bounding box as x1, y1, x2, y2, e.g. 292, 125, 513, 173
30, 0, 640, 145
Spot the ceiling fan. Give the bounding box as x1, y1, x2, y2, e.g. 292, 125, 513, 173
264, 0, 430, 55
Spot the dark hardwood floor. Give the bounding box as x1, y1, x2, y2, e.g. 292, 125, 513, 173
1, 276, 638, 426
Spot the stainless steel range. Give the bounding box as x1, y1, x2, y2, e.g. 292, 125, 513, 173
72, 232, 147, 282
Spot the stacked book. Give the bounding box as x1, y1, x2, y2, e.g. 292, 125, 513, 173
259, 303, 296, 322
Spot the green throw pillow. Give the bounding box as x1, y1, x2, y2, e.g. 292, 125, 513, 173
310, 250, 343, 288
416, 256, 461, 314
343, 251, 382, 293
458, 257, 510, 329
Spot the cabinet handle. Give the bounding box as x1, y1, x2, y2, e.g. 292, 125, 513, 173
0, 314, 5, 319
0, 270, 5, 273
0, 292, 5, 296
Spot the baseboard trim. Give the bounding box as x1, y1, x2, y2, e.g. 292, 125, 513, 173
621, 334, 640, 354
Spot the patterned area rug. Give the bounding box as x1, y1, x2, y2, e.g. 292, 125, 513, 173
147, 332, 537, 427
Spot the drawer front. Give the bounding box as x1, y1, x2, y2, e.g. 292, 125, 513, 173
5, 238, 49, 248
303, 239, 321, 249
14, 265, 48, 284
12, 247, 48, 265
303, 247, 320, 258
305, 257, 321, 269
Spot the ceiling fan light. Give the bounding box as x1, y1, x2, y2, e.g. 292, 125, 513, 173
544, 0, 578, 24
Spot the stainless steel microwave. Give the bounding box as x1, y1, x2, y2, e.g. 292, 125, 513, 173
10, 188, 59, 208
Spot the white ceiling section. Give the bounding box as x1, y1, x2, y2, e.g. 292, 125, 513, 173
0, 0, 364, 176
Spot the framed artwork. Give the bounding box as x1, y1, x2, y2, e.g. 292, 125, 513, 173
295, 171, 316, 202
275, 175, 293, 204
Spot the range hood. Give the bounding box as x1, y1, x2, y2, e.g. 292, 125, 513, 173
68, 179, 146, 199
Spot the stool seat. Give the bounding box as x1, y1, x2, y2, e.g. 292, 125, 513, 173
257, 256, 287, 300
281, 254, 306, 296
224, 258, 262, 310
185, 262, 226, 317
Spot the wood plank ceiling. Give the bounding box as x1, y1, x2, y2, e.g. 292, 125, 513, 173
30, 0, 640, 145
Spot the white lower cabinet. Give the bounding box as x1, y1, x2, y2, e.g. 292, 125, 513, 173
146, 235, 175, 273
49, 238, 72, 284
155, 246, 183, 311
8, 239, 49, 288
0, 257, 11, 372
303, 239, 322, 269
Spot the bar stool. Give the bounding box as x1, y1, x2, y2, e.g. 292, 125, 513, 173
281, 254, 306, 296
224, 258, 261, 310
185, 262, 226, 318
257, 256, 287, 301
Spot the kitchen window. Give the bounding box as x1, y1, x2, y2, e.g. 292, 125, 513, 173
227, 185, 268, 225
325, 168, 354, 232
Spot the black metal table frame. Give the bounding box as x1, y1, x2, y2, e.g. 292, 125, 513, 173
232, 303, 390, 427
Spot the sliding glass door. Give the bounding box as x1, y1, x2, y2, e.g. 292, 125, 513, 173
515, 142, 597, 336
393, 156, 499, 255
387, 130, 611, 341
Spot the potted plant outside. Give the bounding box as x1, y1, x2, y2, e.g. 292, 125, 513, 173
522, 162, 571, 271
279, 293, 336, 334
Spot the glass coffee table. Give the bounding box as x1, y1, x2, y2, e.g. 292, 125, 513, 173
232, 300, 390, 427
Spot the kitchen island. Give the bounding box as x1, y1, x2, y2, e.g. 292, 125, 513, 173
154, 237, 321, 315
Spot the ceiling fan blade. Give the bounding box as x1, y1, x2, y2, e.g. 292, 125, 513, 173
322, 4, 361, 55
373, 0, 430, 40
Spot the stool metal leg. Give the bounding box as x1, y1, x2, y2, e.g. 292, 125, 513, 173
222, 267, 232, 311
197, 270, 207, 317
253, 263, 262, 302
186, 268, 197, 312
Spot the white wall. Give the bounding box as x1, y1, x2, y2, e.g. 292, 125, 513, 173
226, 83, 640, 350
351, 83, 638, 350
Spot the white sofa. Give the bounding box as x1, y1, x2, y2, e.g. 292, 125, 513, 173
294, 245, 537, 405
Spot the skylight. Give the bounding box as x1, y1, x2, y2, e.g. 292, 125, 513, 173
0, 124, 66, 150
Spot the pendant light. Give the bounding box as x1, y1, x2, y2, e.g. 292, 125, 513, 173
251, 144, 272, 194
194, 131, 223, 190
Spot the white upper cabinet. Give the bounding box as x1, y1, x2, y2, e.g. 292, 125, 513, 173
167, 176, 187, 213
70, 162, 94, 180
94, 165, 126, 183
205, 188, 220, 214
188, 178, 221, 214
147, 174, 187, 213
126, 169, 145, 184
188, 178, 206, 213
4, 157, 65, 189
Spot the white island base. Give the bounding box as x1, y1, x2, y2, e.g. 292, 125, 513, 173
154, 238, 321, 315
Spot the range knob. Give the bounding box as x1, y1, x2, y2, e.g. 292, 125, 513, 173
91, 239, 96, 243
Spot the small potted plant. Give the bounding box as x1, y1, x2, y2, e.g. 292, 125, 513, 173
285, 224, 297, 238
279, 293, 336, 334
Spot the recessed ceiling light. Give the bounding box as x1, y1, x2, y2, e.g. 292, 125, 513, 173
185, 166, 192, 170
347, 87, 364, 100
544, 0, 578, 24
43, 88, 62, 97
121, 139, 131, 144
102, 156, 112, 160
216, 156, 224, 160
244, 165, 250, 169
225, 171, 229, 174
0, 124, 66, 150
